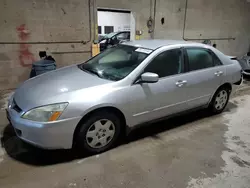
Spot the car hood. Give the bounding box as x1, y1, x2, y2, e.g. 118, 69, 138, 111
14, 65, 112, 111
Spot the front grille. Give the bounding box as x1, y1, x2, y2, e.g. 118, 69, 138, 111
12, 99, 22, 113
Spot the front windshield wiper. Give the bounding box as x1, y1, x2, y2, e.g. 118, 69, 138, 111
79, 64, 102, 78
86, 68, 102, 78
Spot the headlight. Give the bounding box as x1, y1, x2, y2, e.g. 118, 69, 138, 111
22, 103, 68, 122
8, 93, 14, 108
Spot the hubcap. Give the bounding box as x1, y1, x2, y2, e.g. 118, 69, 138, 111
86, 119, 115, 149
214, 90, 228, 110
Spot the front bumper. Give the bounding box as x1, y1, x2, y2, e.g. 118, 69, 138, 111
6, 106, 82, 149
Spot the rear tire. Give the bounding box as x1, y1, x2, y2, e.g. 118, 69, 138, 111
209, 86, 230, 114
75, 111, 121, 154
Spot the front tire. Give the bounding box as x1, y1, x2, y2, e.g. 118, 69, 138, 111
75, 111, 121, 154
209, 86, 230, 114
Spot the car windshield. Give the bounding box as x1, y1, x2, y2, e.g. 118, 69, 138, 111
104, 32, 118, 39
78, 45, 150, 81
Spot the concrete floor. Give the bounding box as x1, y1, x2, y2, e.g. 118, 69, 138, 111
1, 85, 250, 188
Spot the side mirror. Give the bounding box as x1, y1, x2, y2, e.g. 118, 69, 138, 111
140, 72, 159, 83
247, 52, 250, 56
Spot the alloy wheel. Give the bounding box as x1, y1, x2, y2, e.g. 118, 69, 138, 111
86, 119, 115, 149
214, 90, 228, 110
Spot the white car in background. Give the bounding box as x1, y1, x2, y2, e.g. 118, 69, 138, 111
237, 52, 250, 77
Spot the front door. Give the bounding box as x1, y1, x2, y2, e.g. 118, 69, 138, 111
128, 48, 193, 125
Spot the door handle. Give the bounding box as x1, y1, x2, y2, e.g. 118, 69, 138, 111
176, 80, 187, 87
214, 71, 223, 76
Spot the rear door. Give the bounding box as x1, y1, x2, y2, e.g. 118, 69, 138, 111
182, 47, 225, 109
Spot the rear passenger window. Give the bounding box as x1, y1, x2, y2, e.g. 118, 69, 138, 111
213, 54, 223, 66
186, 48, 213, 71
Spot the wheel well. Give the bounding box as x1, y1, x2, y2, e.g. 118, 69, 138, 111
219, 83, 232, 92
72, 107, 127, 147
209, 83, 232, 105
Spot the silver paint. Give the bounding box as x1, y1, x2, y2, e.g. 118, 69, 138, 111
7, 40, 242, 149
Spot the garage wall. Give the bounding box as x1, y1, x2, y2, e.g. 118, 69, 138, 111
97, 0, 250, 55
0, 0, 94, 90
0, 0, 250, 90
154, 0, 250, 56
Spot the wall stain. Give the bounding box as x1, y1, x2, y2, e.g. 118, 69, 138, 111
61, 8, 67, 15
16, 24, 30, 41
16, 24, 35, 67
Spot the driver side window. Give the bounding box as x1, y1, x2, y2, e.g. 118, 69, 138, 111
144, 49, 183, 78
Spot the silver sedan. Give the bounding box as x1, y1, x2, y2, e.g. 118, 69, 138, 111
7, 40, 242, 154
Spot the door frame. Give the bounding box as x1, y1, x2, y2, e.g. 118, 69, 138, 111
97, 8, 135, 40
182, 46, 224, 72
132, 46, 188, 84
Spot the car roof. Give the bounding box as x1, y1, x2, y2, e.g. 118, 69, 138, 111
113, 31, 129, 35
122, 39, 201, 50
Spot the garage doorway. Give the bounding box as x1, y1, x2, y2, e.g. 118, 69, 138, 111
97, 8, 134, 43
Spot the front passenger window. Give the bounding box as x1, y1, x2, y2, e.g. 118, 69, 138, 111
144, 49, 183, 78
186, 49, 213, 71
